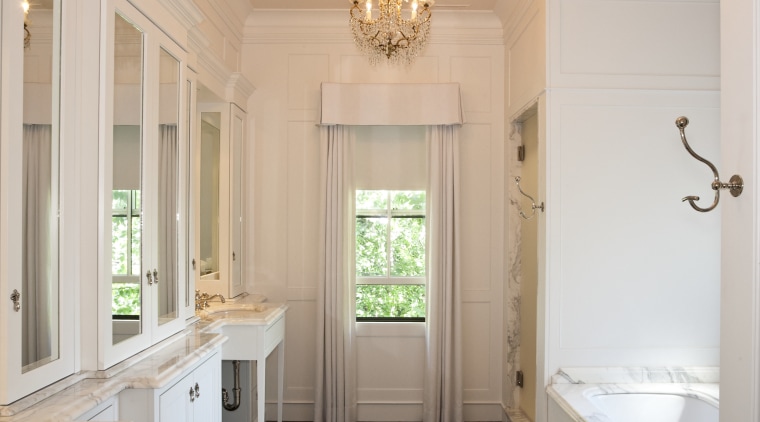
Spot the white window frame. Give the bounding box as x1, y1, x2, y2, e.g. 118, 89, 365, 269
355, 190, 426, 321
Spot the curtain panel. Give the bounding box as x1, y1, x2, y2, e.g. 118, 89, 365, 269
317, 83, 463, 421
424, 125, 463, 422
22, 124, 55, 367
315, 125, 358, 422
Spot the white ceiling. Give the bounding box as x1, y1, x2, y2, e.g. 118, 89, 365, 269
248, 0, 497, 11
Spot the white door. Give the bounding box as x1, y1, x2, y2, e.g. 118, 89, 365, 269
720, 0, 760, 420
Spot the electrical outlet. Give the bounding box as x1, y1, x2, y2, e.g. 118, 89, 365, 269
516, 370, 524, 388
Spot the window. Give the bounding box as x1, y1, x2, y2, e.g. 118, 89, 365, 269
112, 190, 141, 316
355, 190, 426, 321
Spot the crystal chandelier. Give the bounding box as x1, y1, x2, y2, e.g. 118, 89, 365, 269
349, 0, 434, 65
23, 0, 31, 49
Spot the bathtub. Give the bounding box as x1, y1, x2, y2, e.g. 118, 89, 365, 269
546, 367, 719, 422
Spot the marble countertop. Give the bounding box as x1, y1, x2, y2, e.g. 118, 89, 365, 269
546, 367, 719, 422
0, 295, 287, 422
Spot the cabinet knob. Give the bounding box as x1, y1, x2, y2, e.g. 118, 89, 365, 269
146, 270, 153, 285
153, 269, 158, 284
189, 386, 195, 402
194, 382, 200, 398
10, 289, 21, 312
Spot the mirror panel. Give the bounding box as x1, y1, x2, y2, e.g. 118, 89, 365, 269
185, 79, 193, 310
111, 12, 144, 345
21, 0, 61, 373
156, 47, 179, 325
199, 112, 221, 281
230, 110, 243, 293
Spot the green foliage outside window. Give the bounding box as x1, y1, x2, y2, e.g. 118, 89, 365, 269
112, 190, 142, 316
113, 283, 141, 316
355, 190, 426, 319
356, 285, 425, 318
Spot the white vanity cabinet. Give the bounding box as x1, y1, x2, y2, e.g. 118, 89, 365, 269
98, 0, 191, 369
120, 350, 221, 422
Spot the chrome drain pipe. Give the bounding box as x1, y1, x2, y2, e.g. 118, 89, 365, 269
222, 360, 242, 411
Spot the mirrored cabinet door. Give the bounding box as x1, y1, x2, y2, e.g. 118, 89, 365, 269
110, 10, 145, 348
153, 45, 183, 333
0, 0, 75, 404
229, 104, 245, 298
195, 101, 247, 300
100, 0, 187, 369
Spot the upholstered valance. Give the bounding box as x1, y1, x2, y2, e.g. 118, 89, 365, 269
319, 82, 464, 126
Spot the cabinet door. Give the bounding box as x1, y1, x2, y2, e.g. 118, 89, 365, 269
229, 104, 246, 298
100, 0, 188, 369
0, 0, 76, 404
195, 103, 246, 300
190, 351, 221, 422
159, 373, 193, 422
158, 352, 220, 422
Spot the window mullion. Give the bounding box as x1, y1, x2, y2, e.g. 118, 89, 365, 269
385, 191, 392, 279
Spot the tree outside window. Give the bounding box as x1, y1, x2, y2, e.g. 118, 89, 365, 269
355, 190, 426, 320
112, 190, 141, 316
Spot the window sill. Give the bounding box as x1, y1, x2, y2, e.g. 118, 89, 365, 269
355, 321, 425, 337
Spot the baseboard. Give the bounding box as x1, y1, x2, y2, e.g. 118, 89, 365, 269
503, 405, 533, 422
265, 402, 504, 421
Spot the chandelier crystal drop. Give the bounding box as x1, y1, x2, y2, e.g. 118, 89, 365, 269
349, 0, 434, 66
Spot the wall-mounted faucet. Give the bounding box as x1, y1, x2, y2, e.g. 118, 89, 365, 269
195, 290, 226, 310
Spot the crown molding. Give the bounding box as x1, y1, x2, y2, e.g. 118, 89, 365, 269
243, 9, 503, 45
226, 73, 256, 109
157, 0, 204, 30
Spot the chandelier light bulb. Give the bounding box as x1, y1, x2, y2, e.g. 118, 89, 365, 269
22, 0, 29, 14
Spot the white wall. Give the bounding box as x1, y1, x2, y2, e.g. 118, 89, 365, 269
242, 10, 506, 421
540, 1, 720, 421
501, 1, 720, 421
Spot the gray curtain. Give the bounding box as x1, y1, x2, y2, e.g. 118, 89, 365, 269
157, 124, 178, 320
22, 124, 55, 367
315, 125, 357, 422
423, 124, 463, 422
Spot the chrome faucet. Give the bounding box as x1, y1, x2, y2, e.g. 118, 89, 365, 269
195, 290, 226, 310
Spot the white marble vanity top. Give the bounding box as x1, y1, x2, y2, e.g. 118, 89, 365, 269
546, 367, 719, 422
0, 295, 285, 422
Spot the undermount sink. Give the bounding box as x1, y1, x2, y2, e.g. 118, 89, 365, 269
199, 302, 288, 360
204, 304, 268, 314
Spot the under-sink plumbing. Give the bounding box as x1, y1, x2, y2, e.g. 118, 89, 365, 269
222, 360, 242, 411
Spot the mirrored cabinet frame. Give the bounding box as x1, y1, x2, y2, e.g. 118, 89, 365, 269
0, 0, 77, 404
98, 0, 190, 370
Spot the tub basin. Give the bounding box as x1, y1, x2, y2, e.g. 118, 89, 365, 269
592, 393, 718, 422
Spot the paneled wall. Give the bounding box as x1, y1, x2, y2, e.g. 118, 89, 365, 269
242, 10, 506, 420
503, 1, 720, 421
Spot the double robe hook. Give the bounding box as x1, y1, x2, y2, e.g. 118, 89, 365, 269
514, 176, 544, 220
676, 116, 744, 212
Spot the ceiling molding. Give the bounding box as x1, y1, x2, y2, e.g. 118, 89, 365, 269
243, 10, 503, 45
156, 0, 204, 30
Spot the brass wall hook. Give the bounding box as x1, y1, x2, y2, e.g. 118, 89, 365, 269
514, 176, 544, 220
676, 116, 743, 213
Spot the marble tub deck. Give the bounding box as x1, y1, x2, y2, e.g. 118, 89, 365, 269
547, 367, 719, 422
